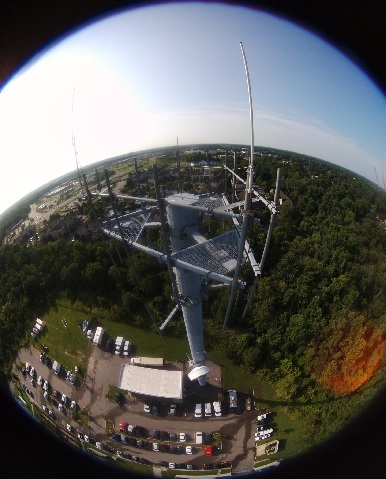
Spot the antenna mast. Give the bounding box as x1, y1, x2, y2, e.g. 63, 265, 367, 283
223, 42, 255, 328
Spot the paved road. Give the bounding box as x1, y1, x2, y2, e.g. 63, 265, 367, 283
14, 345, 257, 473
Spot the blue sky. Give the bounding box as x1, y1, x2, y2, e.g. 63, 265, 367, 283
1, 2, 385, 215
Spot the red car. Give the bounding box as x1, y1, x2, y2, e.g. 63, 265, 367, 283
204, 446, 213, 456
119, 421, 128, 432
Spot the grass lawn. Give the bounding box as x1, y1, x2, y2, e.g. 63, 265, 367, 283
38, 300, 94, 376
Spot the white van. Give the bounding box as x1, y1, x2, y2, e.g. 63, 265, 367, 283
195, 431, 203, 444
213, 401, 222, 417
205, 403, 212, 417
194, 403, 202, 418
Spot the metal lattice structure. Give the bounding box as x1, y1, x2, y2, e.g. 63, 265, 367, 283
91, 43, 282, 387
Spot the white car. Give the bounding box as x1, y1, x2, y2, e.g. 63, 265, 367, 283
58, 404, 63, 412
96, 442, 104, 450
43, 380, 48, 391
70, 400, 76, 410
43, 391, 48, 399
66, 423, 72, 432
30, 367, 35, 377
179, 433, 186, 442
194, 403, 202, 418
169, 404, 176, 415
186, 446, 193, 455
168, 463, 175, 469
205, 403, 212, 417
123, 340, 131, 356
37, 376, 43, 386
84, 435, 89, 443
144, 403, 151, 413
42, 404, 47, 412
62, 393, 67, 404
25, 362, 30, 373
213, 401, 222, 417
152, 443, 159, 452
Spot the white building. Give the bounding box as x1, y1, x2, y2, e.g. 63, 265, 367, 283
118, 364, 183, 402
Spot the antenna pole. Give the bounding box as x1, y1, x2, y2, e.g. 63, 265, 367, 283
176, 137, 181, 193
223, 42, 255, 329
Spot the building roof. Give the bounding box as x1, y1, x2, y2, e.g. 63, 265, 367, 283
118, 364, 183, 400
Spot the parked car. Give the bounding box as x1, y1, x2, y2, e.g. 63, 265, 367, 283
186, 446, 193, 454
213, 401, 222, 417
168, 463, 176, 469
204, 433, 212, 444
96, 442, 104, 450
194, 403, 202, 418
169, 433, 177, 442
152, 404, 159, 416
152, 429, 160, 439
205, 402, 212, 417
123, 340, 131, 356
113, 433, 121, 442
245, 396, 252, 410
66, 423, 72, 432
119, 421, 128, 432
84, 435, 90, 443
195, 432, 203, 444
37, 376, 43, 386
70, 400, 77, 410
160, 431, 169, 441
169, 403, 176, 415
61, 393, 67, 404
144, 403, 151, 413
179, 432, 186, 442
152, 443, 159, 452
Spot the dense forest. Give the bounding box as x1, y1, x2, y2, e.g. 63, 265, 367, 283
2, 152, 386, 446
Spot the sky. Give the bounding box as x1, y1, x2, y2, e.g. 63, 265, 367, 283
0, 2, 386, 215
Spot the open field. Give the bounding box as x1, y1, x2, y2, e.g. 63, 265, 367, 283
35, 301, 94, 376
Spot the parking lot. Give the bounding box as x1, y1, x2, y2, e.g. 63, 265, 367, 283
13, 345, 261, 473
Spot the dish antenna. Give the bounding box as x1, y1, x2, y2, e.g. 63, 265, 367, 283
94, 43, 281, 386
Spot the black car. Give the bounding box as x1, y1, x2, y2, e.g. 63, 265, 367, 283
106, 337, 115, 351
160, 461, 168, 468
219, 461, 232, 468
187, 464, 197, 470
115, 392, 124, 404
113, 433, 121, 442
175, 463, 185, 469
143, 441, 152, 450
136, 426, 148, 437
204, 433, 212, 444
176, 446, 184, 455
152, 429, 160, 439
128, 437, 137, 446
169, 446, 177, 454
159, 444, 169, 453
160, 431, 169, 441
169, 433, 177, 442
139, 458, 149, 464
123, 452, 132, 460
